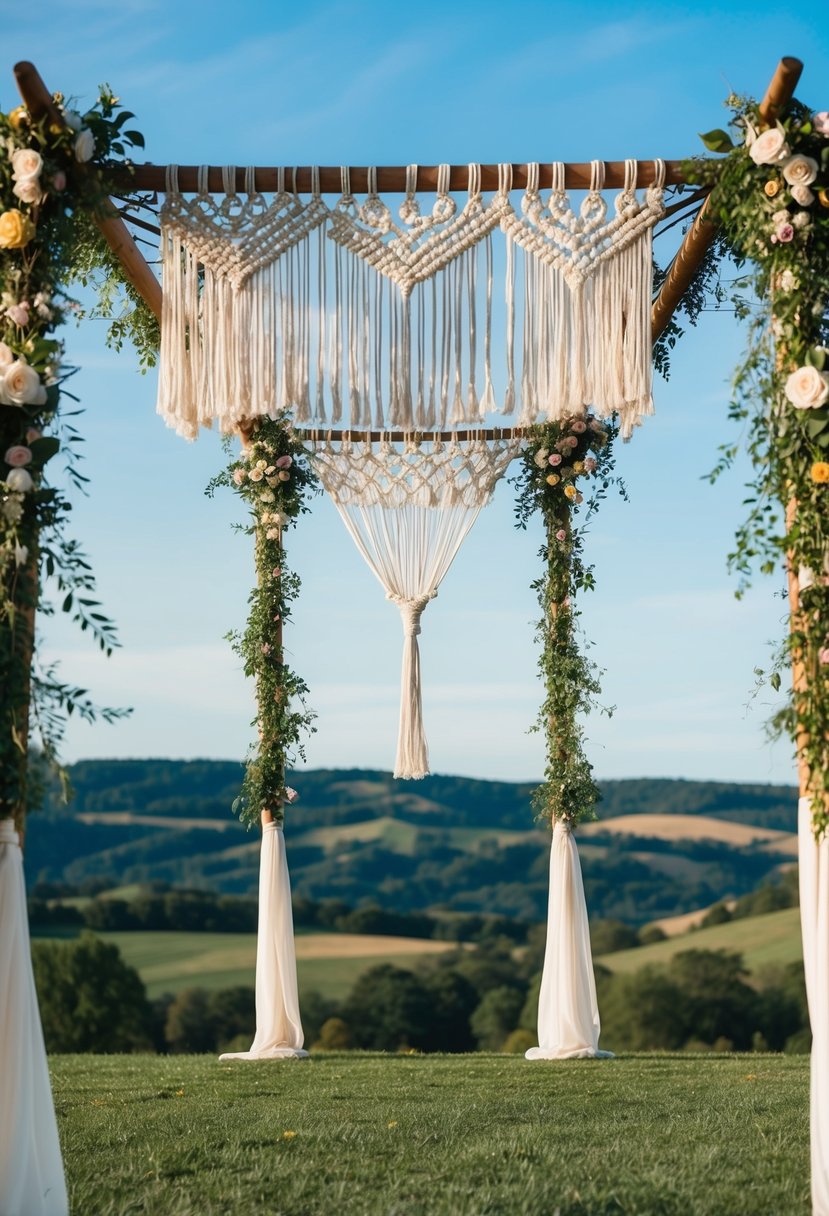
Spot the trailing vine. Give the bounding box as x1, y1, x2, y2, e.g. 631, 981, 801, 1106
208, 417, 319, 827
0, 87, 152, 821
513, 415, 624, 827
684, 96, 829, 833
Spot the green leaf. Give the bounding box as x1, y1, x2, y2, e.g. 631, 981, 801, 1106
806, 414, 829, 438
28, 436, 61, 465
124, 130, 145, 148
812, 348, 827, 372
770, 671, 781, 692
699, 128, 735, 153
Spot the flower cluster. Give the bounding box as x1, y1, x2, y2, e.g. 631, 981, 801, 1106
210, 417, 319, 827
513, 416, 623, 828
0, 89, 143, 821
688, 94, 829, 833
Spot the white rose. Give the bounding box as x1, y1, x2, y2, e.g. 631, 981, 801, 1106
790, 184, 815, 207
2, 360, 46, 406
2, 496, 23, 522
779, 269, 799, 292
11, 148, 42, 180
63, 110, 83, 132
533, 448, 550, 468
6, 468, 33, 493
0, 342, 14, 367
785, 365, 829, 410
749, 125, 790, 165
782, 154, 818, 187
74, 129, 95, 163
12, 175, 43, 205
13, 542, 28, 566
772, 209, 791, 225
792, 211, 811, 229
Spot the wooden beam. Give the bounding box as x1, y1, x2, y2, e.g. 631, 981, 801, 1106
651, 56, 803, 341
124, 161, 685, 195
13, 61, 162, 323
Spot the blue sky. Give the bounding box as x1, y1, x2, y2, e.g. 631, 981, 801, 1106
5, 2, 828, 785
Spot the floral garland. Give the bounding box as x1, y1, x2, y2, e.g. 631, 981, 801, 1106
209, 417, 318, 827
688, 98, 829, 833
0, 89, 148, 820
513, 415, 623, 828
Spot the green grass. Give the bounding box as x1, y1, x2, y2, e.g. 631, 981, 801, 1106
293, 817, 542, 857
32, 930, 454, 1000
52, 1053, 809, 1215
599, 906, 802, 975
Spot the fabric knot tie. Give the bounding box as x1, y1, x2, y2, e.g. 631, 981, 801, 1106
553, 817, 573, 837
389, 592, 436, 636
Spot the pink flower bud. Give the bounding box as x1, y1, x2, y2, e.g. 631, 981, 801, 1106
4, 445, 32, 468
776, 223, 795, 243
548, 454, 562, 466
52, 170, 67, 191
275, 455, 293, 469
555, 529, 567, 542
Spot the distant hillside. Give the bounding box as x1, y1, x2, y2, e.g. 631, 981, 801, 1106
25, 761, 799, 925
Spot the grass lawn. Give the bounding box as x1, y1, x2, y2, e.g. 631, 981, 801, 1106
52, 1052, 808, 1215
599, 906, 802, 976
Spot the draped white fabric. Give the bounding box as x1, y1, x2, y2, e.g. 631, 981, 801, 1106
219, 823, 308, 1061
526, 820, 613, 1061
311, 439, 518, 779
799, 796, 829, 1214
0, 820, 68, 1215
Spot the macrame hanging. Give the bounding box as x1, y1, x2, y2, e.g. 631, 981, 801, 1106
156, 160, 664, 436
310, 434, 520, 778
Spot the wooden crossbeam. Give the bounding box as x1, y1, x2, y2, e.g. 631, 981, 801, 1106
651, 56, 803, 340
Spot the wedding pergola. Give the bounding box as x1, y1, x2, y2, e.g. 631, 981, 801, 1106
2, 53, 828, 1216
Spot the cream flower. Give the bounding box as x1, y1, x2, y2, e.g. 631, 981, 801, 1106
62, 110, 83, 132
749, 125, 790, 165
74, 129, 95, 163
785, 365, 829, 410
6, 467, 33, 493
1, 360, 46, 406
533, 448, 549, 468
783, 154, 818, 187
2, 496, 23, 522
791, 184, 815, 207
0, 342, 14, 367
248, 468, 264, 482
12, 176, 43, 205
814, 112, 829, 136
13, 542, 28, 567
11, 148, 42, 181
792, 211, 811, 230
779, 269, 799, 293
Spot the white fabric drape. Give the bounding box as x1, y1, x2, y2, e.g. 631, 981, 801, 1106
0, 820, 68, 1215
526, 820, 613, 1060
219, 823, 308, 1061
799, 796, 829, 1214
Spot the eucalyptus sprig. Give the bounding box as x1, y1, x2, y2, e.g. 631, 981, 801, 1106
209, 416, 319, 827
513, 416, 625, 828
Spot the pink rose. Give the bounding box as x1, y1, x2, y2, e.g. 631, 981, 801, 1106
232, 467, 246, 485
277, 470, 291, 482
4, 445, 32, 467
6, 302, 29, 327
52, 170, 66, 191
283, 786, 299, 804
25, 428, 41, 443
819, 646, 829, 665
571, 420, 587, 434
275, 455, 293, 469
261, 643, 271, 655
776, 224, 794, 243
548, 454, 562, 466
813, 112, 829, 136
584, 457, 597, 473
566, 436, 579, 449
272, 567, 281, 578
555, 529, 567, 542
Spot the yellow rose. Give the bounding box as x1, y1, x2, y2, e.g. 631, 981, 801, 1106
572, 461, 585, 474
818, 189, 829, 210
564, 484, 577, 500
545, 474, 560, 486
764, 179, 781, 197
0, 209, 35, 250
8, 106, 29, 130
811, 461, 829, 484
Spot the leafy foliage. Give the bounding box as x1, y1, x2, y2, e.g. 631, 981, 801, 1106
208, 417, 319, 825
512, 417, 625, 826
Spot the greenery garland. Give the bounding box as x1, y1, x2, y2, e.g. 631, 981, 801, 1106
0, 88, 154, 821
685, 96, 829, 833
513, 415, 624, 828
209, 417, 319, 827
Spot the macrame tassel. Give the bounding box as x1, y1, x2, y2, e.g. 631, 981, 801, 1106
392, 594, 433, 779
526, 820, 614, 1061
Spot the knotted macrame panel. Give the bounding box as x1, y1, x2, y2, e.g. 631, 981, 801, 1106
156, 161, 665, 439
310, 437, 520, 778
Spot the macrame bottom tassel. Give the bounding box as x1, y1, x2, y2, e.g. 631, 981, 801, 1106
219, 823, 309, 1061
393, 597, 431, 780
526, 820, 614, 1061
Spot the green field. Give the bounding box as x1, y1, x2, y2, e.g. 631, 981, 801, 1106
32, 930, 458, 999
600, 906, 802, 975
52, 1052, 809, 1215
